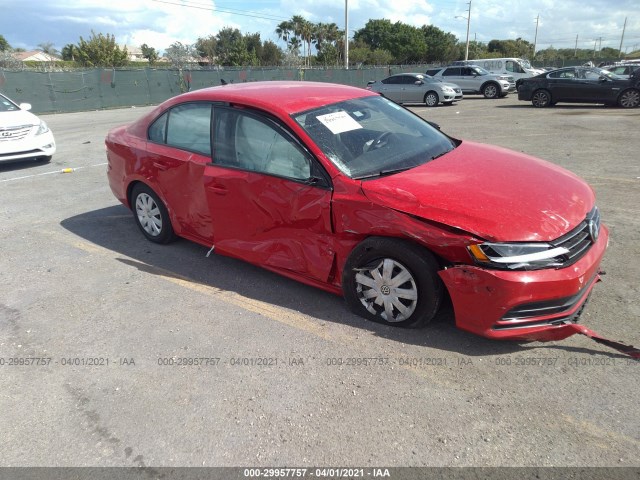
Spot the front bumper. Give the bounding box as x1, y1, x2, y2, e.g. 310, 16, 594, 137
439, 225, 609, 341
0, 130, 56, 163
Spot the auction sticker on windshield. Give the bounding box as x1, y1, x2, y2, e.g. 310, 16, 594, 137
317, 111, 363, 134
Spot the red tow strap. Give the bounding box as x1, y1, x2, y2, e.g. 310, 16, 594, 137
567, 324, 640, 359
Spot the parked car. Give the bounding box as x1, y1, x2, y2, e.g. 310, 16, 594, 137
601, 64, 640, 79
106, 81, 608, 342
517, 66, 640, 108
426, 65, 515, 98
0, 93, 56, 164
366, 73, 462, 107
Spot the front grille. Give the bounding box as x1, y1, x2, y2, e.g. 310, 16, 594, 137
0, 124, 33, 142
551, 206, 600, 267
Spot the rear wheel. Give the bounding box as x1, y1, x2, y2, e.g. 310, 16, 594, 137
618, 89, 640, 108
131, 183, 176, 244
424, 91, 439, 107
531, 89, 552, 108
342, 237, 443, 328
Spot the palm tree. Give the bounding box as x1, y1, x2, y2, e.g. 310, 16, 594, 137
290, 15, 309, 65
61, 44, 77, 61
38, 42, 59, 57
276, 20, 292, 45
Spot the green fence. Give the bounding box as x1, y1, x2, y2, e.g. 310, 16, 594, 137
0, 66, 414, 114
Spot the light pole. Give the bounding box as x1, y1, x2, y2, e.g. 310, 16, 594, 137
344, 0, 349, 69
455, 0, 471, 61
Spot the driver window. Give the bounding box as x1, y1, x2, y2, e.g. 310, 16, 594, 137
233, 113, 311, 180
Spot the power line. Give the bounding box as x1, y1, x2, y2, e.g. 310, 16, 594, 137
151, 0, 291, 22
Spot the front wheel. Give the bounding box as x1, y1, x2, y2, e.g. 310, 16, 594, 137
131, 183, 176, 244
342, 237, 443, 327
424, 91, 439, 107
482, 82, 500, 99
531, 89, 552, 108
618, 89, 640, 108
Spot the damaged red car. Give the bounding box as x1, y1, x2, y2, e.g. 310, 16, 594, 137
106, 81, 608, 342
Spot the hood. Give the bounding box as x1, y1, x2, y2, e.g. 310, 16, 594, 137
0, 109, 39, 128
360, 141, 594, 242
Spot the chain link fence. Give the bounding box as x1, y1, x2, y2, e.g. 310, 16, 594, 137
0, 66, 420, 114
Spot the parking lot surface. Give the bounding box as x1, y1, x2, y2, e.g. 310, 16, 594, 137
1, 94, 638, 468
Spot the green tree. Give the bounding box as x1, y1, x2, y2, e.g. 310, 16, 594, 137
140, 43, 159, 65
354, 19, 427, 63
215, 28, 253, 66
421, 25, 458, 63
245, 33, 263, 64
261, 40, 283, 66
76, 31, 128, 67
195, 35, 217, 65
0, 34, 10, 51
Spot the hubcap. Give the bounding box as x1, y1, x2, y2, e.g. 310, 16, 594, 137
135, 193, 162, 236
621, 90, 639, 108
354, 258, 418, 322
533, 92, 548, 107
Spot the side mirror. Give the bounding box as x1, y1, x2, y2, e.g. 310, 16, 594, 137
19, 102, 32, 111
598, 76, 609, 82
414, 80, 423, 85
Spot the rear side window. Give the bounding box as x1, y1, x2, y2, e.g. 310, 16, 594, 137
148, 113, 167, 143
148, 103, 213, 156
442, 68, 460, 76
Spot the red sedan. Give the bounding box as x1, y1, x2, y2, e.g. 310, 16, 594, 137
106, 81, 608, 342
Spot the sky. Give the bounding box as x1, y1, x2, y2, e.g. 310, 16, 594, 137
1, 0, 638, 56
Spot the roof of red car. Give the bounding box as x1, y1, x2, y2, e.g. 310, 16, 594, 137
172, 81, 376, 115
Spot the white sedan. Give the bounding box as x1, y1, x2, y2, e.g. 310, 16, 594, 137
0, 93, 56, 164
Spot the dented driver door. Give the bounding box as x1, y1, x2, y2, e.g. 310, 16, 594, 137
204, 107, 334, 283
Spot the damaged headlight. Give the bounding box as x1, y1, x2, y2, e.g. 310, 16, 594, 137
468, 242, 569, 270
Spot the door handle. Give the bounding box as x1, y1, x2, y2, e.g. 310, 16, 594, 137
207, 184, 228, 195
153, 161, 168, 171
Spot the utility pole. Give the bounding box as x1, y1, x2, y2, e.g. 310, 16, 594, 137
344, 0, 349, 69
619, 17, 627, 59
574, 34, 578, 57
533, 14, 539, 57
464, 0, 471, 61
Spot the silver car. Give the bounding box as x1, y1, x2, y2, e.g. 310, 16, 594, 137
366, 73, 463, 107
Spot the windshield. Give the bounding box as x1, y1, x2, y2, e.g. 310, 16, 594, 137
594, 67, 623, 80
293, 96, 457, 180
0, 94, 20, 112
520, 59, 532, 69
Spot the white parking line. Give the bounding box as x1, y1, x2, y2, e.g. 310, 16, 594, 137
0, 162, 107, 183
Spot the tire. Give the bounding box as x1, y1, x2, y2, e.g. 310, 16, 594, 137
342, 237, 443, 328
618, 89, 640, 108
130, 183, 176, 244
482, 82, 500, 99
531, 89, 552, 108
424, 91, 439, 107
